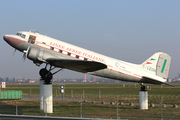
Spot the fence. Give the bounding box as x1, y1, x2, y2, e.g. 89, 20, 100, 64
1, 97, 180, 120
22, 94, 180, 107
2, 85, 180, 119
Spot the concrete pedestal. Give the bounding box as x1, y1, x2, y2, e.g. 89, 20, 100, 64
39, 80, 43, 110
43, 84, 53, 113
139, 90, 148, 110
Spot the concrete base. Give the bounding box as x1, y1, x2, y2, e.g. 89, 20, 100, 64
39, 80, 43, 110
43, 84, 53, 113
139, 90, 148, 110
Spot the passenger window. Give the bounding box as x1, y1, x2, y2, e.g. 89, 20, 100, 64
76, 55, 79, 59
50, 47, 54, 50
84, 58, 88, 61
59, 50, 63, 53
67, 52, 71, 56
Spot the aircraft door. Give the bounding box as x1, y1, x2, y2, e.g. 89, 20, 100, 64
28, 35, 36, 44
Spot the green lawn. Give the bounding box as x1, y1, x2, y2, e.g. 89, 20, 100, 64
0, 100, 179, 120
5, 83, 180, 96
1, 83, 180, 119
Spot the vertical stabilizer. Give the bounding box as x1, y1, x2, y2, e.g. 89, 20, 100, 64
140, 52, 171, 79
156, 53, 171, 79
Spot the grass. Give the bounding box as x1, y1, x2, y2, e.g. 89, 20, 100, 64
0, 100, 180, 120
4, 83, 180, 96
1, 83, 180, 119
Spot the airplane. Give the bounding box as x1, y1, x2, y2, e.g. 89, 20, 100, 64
3, 30, 171, 90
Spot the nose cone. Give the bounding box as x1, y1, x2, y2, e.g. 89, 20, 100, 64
3, 35, 8, 42
3, 35, 17, 47
3, 35, 24, 48
3, 35, 7, 41
3, 35, 12, 45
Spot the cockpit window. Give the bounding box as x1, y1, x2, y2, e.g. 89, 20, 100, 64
16, 33, 21, 36
16, 33, 26, 39
21, 34, 26, 38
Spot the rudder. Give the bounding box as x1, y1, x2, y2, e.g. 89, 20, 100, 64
140, 52, 171, 79
156, 53, 171, 79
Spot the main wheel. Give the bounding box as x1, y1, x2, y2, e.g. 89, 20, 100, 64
39, 68, 48, 77
44, 72, 53, 84
39, 68, 50, 80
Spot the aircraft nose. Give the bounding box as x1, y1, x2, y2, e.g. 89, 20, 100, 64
3, 35, 16, 46
3, 35, 23, 47
3, 35, 10, 42
4, 35, 14, 43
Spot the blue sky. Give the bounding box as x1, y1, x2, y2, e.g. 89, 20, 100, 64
0, 0, 180, 80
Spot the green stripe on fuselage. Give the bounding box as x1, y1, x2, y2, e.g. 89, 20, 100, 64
161, 59, 167, 73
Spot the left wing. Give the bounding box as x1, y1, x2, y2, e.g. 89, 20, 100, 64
46, 58, 107, 73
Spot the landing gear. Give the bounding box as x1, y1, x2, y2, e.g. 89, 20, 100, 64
39, 64, 63, 84
140, 83, 146, 91
39, 68, 53, 84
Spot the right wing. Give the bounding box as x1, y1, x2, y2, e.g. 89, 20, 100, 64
46, 58, 107, 73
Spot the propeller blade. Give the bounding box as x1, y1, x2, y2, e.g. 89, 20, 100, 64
22, 38, 32, 61
13, 49, 16, 55
22, 53, 26, 61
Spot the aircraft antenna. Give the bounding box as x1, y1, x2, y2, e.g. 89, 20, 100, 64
29, 29, 38, 33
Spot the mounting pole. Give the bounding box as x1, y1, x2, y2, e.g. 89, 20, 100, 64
43, 83, 53, 113
139, 90, 148, 110
40, 79, 43, 110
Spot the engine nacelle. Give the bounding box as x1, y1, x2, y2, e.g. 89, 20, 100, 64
27, 48, 57, 66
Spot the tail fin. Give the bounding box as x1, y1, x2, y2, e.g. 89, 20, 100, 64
140, 52, 171, 79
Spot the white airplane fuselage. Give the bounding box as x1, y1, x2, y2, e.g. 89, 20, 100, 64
3, 31, 171, 84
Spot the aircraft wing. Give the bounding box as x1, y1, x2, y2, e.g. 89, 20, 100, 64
141, 76, 171, 85
46, 58, 107, 73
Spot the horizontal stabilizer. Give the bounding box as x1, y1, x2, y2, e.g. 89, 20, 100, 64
46, 58, 107, 73
140, 76, 171, 86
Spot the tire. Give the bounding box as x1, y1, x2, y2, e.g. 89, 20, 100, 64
44, 72, 53, 84
39, 68, 48, 77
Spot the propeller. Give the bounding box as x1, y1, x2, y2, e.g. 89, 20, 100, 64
23, 38, 32, 61
13, 49, 16, 55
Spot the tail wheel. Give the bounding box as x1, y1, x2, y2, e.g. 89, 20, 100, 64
141, 85, 146, 91
140, 83, 146, 91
